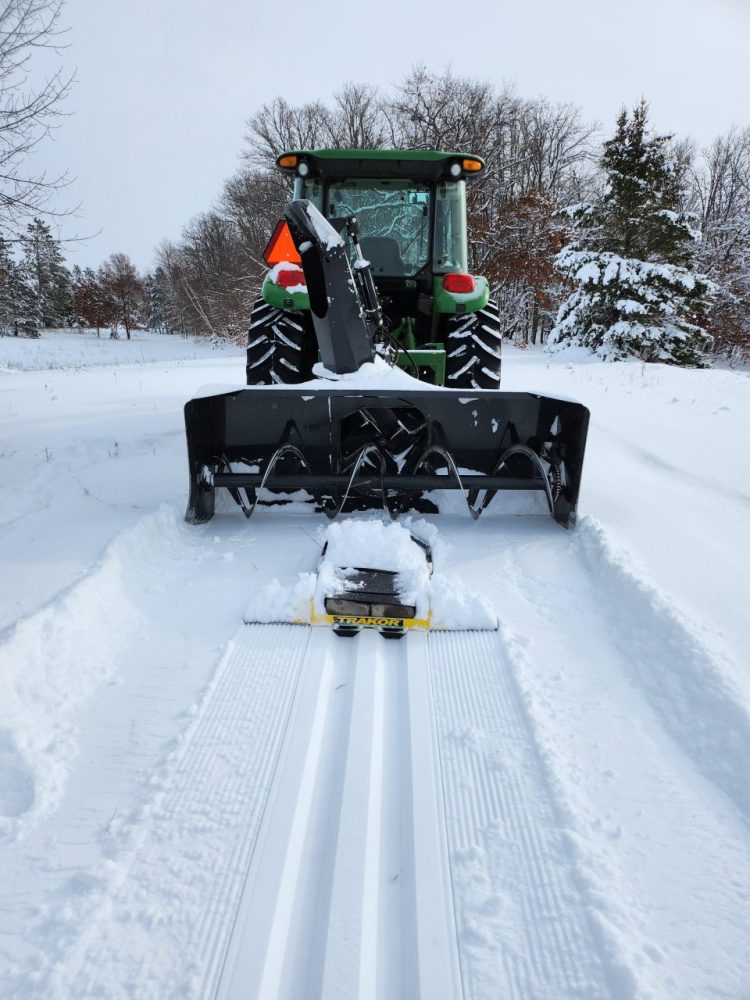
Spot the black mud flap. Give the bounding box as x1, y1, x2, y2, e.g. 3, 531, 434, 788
184, 386, 589, 529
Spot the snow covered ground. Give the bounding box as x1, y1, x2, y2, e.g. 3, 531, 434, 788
0, 328, 236, 372
1, 330, 749, 998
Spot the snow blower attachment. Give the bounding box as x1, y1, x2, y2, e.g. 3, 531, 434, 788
185, 200, 590, 530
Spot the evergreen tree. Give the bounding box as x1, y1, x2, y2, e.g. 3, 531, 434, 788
21, 218, 71, 328
550, 102, 713, 365
144, 268, 170, 333
0, 239, 19, 334
0, 238, 38, 336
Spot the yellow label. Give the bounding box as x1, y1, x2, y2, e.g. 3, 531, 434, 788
333, 615, 404, 627
310, 608, 431, 631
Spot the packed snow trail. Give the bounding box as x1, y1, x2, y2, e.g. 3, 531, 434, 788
216, 629, 464, 1000
20, 616, 612, 1000
3, 503, 750, 998
56, 625, 311, 999
3, 337, 750, 998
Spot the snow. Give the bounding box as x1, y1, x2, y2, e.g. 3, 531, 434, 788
305, 201, 344, 250
0, 327, 237, 372
559, 249, 703, 294
1, 330, 749, 998
189, 355, 428, 395
316, 519, 433, 620
309, 353, 424, 387
268, 261, 307, 294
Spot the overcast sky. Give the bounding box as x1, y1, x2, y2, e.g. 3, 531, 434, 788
35, 0, 750, 271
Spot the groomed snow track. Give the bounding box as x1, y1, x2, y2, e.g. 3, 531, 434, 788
26, 619, 616, 1000
214, 627, 613, 1000
90, 621, 617, 1000
4, 512, 750, 998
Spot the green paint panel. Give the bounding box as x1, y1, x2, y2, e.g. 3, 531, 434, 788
395, 347, 446, 385
432, 275, 490, 315
261, 274, 310, 312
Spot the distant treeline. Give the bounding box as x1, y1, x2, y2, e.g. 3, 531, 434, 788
8, 67, 745, 362
0, 221, 151, 340
150, 68, 749, 361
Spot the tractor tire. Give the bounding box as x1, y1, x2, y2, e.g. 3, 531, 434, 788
444, 300, 503, 390
245, 299, 316, 385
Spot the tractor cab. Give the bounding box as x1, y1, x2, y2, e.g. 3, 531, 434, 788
284, 153, 476, 283
250, 149, 503, 390
278, 151, 479, 314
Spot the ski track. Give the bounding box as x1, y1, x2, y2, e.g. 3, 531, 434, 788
215, 627, 614, 1000
216, 629, 463, 1000
38, 625, 310, 1000
431, 631, 612, 1000
487, 519, 750, 998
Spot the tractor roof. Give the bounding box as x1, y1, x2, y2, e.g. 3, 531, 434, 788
276, 148, 485, 182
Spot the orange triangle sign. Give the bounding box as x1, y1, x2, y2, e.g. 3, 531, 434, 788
263, 220, 301, 266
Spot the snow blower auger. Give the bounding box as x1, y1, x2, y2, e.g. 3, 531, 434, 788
185, 160, 589, 531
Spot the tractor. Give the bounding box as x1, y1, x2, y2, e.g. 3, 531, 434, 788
246, 149, 503, 390
183, 152, 590, 532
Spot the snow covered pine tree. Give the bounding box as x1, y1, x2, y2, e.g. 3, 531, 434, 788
550, 101, 713, 365
22, 219, 72, 329
0, 239, 38, 335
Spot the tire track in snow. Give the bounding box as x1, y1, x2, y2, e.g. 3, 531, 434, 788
430, 630, 613, 1000
41, 624, 309, 1000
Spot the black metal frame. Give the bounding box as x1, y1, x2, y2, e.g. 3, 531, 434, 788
185, 386, 590, 529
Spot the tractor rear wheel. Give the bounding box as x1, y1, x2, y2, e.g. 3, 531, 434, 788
444, 300, 503, 390
245, 299, 316, 385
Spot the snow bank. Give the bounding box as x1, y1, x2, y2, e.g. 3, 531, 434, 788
0, 508, 173, 839
576, 515, 750, 816
243, 573, 317, 624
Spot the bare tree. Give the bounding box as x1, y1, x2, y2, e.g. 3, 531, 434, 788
688, 128, 750, 361
220, 167, 289, 274
73, 266, 115, 336
517, 98, 598, 199
153, 212, 254, 341
326, 83, 388, 148
0, 0, 74, 234
244, 97, 331, 167
164, 68, 602, 342
244, 83, 390, 166
100, 252, 143, 339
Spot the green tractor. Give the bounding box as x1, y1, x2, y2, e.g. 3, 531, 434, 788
246, 149, 503, 390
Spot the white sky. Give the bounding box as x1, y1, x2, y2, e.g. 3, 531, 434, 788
35, 0, 750, 271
